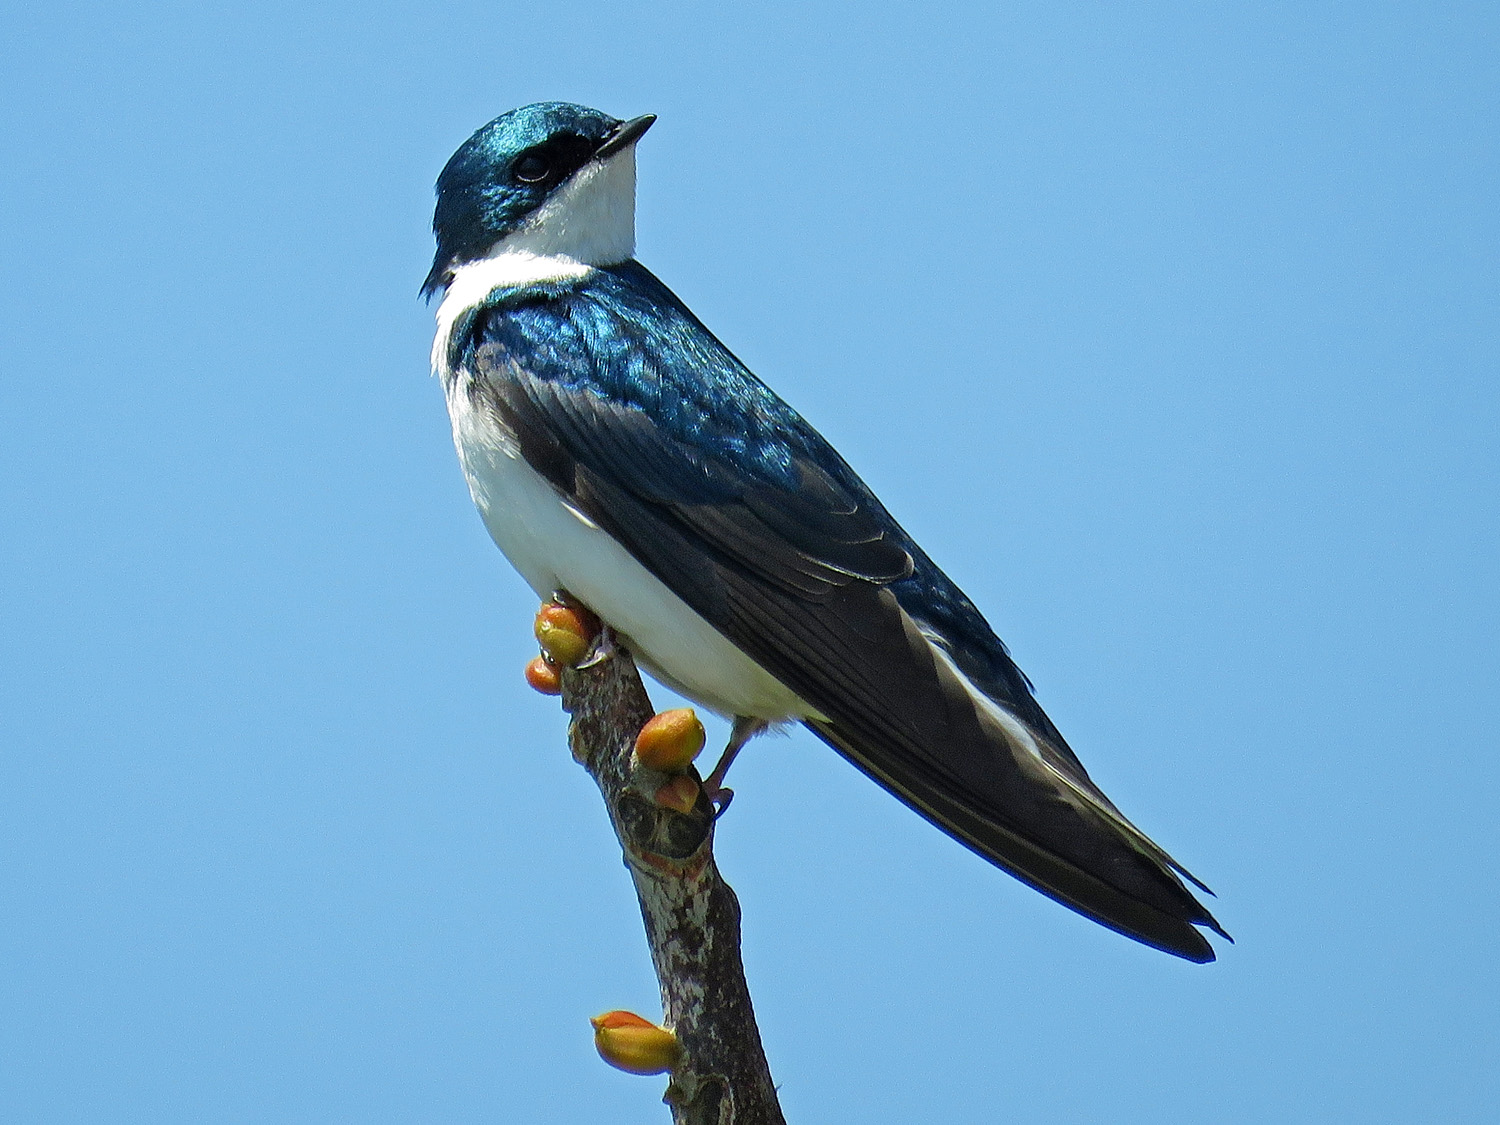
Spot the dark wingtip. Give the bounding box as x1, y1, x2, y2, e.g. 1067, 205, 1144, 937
807, 717, 1228, 965
1188, 896, 1233, 944
1174, 941, 1216, 964
1111, 910, 1220, 963
1176, 864, 1217, 897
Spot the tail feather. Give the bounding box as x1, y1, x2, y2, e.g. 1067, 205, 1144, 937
808, 714, 1225, 961
793, 594, 1228, 961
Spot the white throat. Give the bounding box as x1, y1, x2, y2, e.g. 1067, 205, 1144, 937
431, 147, 639, 375
497, 146, 638, 266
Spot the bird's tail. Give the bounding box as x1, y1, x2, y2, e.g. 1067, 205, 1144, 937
803, 621, 1228, 962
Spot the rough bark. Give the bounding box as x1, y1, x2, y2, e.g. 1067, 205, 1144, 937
561, 634, 786, 1125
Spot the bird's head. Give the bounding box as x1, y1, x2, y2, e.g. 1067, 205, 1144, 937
422, 102, 655, 298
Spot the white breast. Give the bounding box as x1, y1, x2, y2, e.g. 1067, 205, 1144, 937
445, 371, 818, 722
431, 155, 818, 724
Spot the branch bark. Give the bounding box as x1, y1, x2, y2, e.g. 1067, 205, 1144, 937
560, 632, 786, 1125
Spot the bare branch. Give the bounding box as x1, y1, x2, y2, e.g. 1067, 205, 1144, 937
561, 632, 786, 1125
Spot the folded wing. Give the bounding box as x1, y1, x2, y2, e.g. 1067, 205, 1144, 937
456, 264, 1226, 960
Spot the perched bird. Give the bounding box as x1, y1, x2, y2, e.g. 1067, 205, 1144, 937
424, 102, 1227, 962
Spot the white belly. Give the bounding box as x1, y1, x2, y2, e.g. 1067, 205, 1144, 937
447, 382, 817, 721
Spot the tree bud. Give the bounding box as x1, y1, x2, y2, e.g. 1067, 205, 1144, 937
654, 775, 700, 815
590, 1010, 681, 1075
524, 655, 562, 695
533, 604, 594, 667
634, 708, 706, 773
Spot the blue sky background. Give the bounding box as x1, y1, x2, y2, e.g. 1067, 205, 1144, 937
2, 3, 1496, 1121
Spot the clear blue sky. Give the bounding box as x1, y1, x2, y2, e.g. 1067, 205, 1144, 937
2, 3, 1496, 1121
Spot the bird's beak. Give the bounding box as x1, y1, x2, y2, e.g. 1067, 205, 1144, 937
594, 114, 656, 160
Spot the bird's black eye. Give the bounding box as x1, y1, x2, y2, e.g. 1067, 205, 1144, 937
513, 152, 551, 183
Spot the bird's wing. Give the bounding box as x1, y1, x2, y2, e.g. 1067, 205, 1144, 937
455, 266, 1224, 961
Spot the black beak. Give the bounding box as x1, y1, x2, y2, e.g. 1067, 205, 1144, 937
594, 114, 656, 160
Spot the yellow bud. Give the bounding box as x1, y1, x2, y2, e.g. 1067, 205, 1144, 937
523, 655, 562, 695
654, 775, 700, 815
534, 604, 594, 667
634, 709, 706, 773
590, 1010, 681, 1075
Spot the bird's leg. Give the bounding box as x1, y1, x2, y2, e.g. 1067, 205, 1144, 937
702, 716, 768, 816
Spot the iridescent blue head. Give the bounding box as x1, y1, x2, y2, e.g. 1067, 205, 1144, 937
422, 102, 655, 298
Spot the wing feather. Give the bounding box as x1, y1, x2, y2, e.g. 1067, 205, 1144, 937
458, 269, 1225, 959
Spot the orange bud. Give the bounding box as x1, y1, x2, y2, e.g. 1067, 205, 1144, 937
634, 708, 706, 773
534, 604, 594, 667
590, 1010, 681, 1075
524, 655, 562, 695
654, 775, 700, 815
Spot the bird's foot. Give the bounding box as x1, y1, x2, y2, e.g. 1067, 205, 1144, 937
575, 625, 617, 669
704, 783, 734, 818
696, 716, 768, 818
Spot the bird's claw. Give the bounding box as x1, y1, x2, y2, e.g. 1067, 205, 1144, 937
707, 785, 734, 818
575, 625, 617, 669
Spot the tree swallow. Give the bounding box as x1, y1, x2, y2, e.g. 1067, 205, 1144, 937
425, 102, 1227, 962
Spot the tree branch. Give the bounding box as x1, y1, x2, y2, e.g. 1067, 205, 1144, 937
560, 631, 786, 1125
